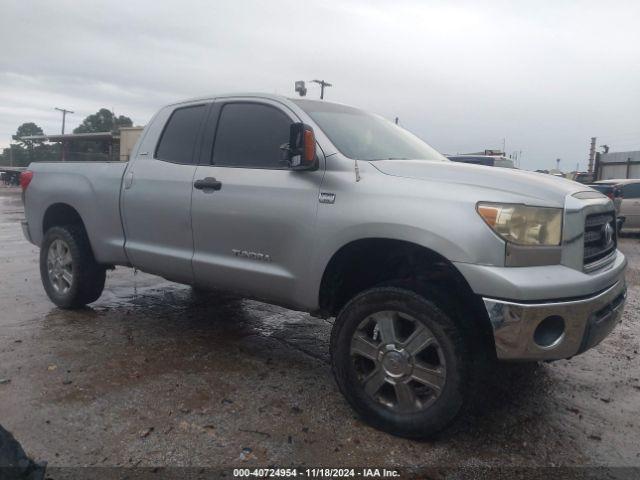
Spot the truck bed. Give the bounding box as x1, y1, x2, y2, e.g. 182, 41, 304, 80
23, 161, 130, 265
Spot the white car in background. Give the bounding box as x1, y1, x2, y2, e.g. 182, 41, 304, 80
594, 179, 640, 232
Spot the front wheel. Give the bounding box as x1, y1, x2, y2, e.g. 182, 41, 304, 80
330, 287, 469, 439
40, 225, 106, 309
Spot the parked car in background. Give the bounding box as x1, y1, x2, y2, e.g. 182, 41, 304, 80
447, 155, 515, 168
594, 179, 640, 232
587, 183, 625, 233
587, 183, 623, 214
2, 171, 21, 186
574, 172, 596, 184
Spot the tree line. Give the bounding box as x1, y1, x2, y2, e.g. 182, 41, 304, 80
0, 109, 133, 167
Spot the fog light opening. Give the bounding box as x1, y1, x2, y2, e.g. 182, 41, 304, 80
534, 315, 565, 348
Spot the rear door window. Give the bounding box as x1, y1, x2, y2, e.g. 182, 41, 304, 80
156, 105, 207, 164
212, 103, 292, 169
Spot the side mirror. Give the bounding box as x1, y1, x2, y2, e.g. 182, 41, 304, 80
286, 123, 318, 170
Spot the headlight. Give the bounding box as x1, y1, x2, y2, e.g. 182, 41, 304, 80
477, 203, 563, 246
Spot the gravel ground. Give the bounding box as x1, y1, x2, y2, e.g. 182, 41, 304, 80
0, 186, 638, 478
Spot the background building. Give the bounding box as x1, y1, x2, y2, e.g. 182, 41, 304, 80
596, 150, 640, 180
21, 126, 144, 162
118, 127, 145, 161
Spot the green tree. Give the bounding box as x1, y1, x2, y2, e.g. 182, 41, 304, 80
73, 109, 132, 134
71, 109, 133, 161
2, 122, 61, 166
13, 122, 45, 149
1, 145, 28, 167
7, 122, 56, 166
0, 148, 8, 166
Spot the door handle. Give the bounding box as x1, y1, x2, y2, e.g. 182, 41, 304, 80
194, 177, 222, 191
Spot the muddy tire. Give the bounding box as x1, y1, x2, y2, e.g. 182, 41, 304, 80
330, 287, 469, 439
39, 225, 106, 309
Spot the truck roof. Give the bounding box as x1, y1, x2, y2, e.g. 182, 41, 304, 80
166, 93, 351, 109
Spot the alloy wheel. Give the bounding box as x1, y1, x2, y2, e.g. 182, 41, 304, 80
350, 310, 446, 413
47, 239, 73, 295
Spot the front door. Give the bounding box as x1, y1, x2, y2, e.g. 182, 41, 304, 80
122, 103, 208, 283
191, 99, 323, 307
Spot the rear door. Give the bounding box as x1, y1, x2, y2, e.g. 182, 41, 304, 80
121, 103, 208, 283
620, 182, 640, 229
190, 99, 323, 307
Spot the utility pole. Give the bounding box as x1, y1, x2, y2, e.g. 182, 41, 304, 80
54, 107, 74, 134
556, 158, 561, 171
588, 137, 596, 173
311, 79, 332, 100
394, 117, 399, 125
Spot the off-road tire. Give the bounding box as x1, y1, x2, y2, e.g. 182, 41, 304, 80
39, 225, 106, 309
330, 287, 469, 439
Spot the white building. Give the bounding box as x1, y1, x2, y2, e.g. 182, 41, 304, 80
597, 150, 640, 180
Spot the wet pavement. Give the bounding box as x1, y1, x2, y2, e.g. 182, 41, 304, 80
0, 186, 639, 474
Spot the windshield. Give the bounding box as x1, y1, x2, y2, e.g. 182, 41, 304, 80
293, 100, 448, 162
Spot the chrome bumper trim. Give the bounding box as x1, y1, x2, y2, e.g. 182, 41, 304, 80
483, 280, 626, 361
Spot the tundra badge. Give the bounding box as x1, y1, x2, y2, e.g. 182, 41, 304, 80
319, 192, 336, 204
232, 249, 272, 262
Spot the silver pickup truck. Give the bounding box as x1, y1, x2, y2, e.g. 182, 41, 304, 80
21, 93, 627, 438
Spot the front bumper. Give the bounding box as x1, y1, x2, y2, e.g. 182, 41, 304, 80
483, 280, 626, 361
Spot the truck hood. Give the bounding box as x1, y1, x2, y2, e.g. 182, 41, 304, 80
369, 159, 591, 206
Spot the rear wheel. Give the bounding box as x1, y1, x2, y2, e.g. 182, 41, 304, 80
40, 225, 106, 309
330, 287, 469, 438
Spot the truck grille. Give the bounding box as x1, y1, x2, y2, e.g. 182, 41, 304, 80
584, 212, 616, 268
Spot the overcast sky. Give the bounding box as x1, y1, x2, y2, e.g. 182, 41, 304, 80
1, 0, 639, 171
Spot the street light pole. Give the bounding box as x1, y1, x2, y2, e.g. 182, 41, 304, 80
311, 79, 332, 100
54, 107, 74, 134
